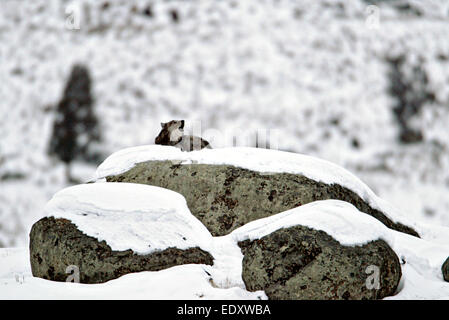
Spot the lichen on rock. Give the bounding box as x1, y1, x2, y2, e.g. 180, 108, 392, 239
237, 225, 401, 300
106, 160, 419, 238
29, 217, 213, 284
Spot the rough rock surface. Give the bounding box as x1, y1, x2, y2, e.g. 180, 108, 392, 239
442, 257, 449, 282
238, 225, 402, 300
106, 161, 419, 237
29, 217, 214, 284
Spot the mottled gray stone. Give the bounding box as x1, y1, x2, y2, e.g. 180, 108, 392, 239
106, 161, 419, 237
238, 225, 402, 300
29, 217, 214, 284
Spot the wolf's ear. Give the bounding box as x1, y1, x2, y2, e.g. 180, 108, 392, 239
161, 122, 165, 128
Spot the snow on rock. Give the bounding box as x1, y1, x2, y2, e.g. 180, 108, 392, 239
225, 199, 449, 299
210, 199, 396, 293
227, 199, 394, 247
44, 182, 213, 255
2, 197, 449, 299
210, 200, 449, 300
385, 230, 449, 300
2, 0, 449, 250
95, 145, 418, 233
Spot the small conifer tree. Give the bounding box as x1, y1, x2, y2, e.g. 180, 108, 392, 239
48, 64, 100, 181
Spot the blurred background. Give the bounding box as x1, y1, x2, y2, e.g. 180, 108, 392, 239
1, 0, 448, 247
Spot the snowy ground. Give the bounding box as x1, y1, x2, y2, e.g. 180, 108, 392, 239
1, 146, 449, 299
0, 249, 263, 300
1, 197, 448, 300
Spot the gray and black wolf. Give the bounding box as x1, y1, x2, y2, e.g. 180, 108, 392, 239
155, 120, 211, 151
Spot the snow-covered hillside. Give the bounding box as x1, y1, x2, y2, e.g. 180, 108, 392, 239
1, 0, 449, 249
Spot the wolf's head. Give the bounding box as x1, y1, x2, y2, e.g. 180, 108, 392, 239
155, 120, 185, 145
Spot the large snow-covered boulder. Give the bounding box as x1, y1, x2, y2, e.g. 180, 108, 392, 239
97, 146, 419, 238
29, 183, 214, 284
229, 200, 402, 300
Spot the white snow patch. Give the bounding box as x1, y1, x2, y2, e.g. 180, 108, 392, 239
45, 182, 213, 255
210, 200, 395, 291
227, 200, 394, 247
0, 258, 266, 300
385, 264, 449, 300
222, 200, 449, 300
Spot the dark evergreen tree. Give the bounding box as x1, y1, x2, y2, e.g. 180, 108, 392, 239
48, 64, 101, 181
387, 55, 435, 144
